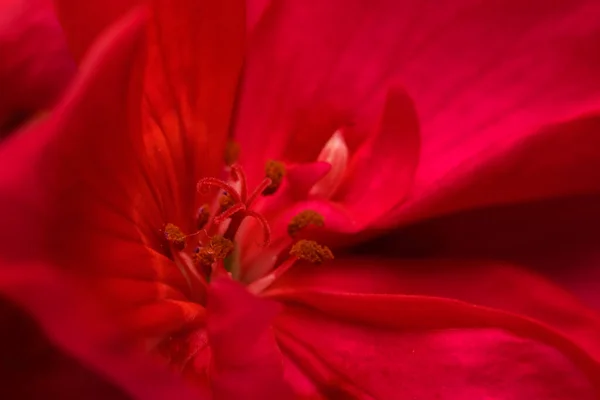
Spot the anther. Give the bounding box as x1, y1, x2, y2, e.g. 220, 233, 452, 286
224, 140, 241, 166
290, 240, 333, 264
263, 160, 286, 195
209, 235, 234, 259
219, 192, 236, 212
196, 204, 211, 230
164, 223, 186, 251
193, 247, 216, 268
287, 210, 325, 237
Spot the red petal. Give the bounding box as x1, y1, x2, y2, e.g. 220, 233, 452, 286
335, 88, 420, 227
0, 262, 204, 399
141, 0, 245, 230
0, 295, 130, 399
238, 0, 600, 228
0, 0, 74, 135
206, 277, 294, 398
53, 0, 141, 61
0, 7, 201, 340
276, 305, 598, 399
270, 257, 600, 364
394, 113, 600, 225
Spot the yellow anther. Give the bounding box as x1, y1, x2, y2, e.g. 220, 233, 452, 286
209, 235, 234, 259
193, 247, 215, 267
263, 160, 286, 195
164, 223, 186, 251
290, 240, 333, 264
287, 210, 325, 237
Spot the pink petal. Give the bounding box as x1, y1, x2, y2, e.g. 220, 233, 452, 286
206, 277, 294, 398
0, 0, 74, 135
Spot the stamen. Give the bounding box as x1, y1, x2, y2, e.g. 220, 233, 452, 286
246, 178, 272, 208
218, 192, 237, 213
196, 204, 211, 230
197, 178, 242, 204
287, 210, 325, 237
214, 202, 245, 224
224, 140, 241, 166
290, 240, 333, 264
245, 210, 271, 247
263, 160, 286, 196
209, 235, 234, 259
163, 223, 186, 251
230, 164, 248, 202
193, 247, 216, 269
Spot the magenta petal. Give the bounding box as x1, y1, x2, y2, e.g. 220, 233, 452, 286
286, 161, 331, 198
206, 277, 294, 398
276, 308, 597, 399
336, 87, 420, 227
0, 0, 75, 135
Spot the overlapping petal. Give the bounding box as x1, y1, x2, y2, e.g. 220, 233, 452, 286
267, 257, 600, 398
0, 0, 74, 136
236, 0, 600, 231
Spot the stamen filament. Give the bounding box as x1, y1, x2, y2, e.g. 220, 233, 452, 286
230, 164, 248, 203
197, 178, 242, 204
246, 177, 272, 208
245, 210, 271, 247
214, 202, 246, 224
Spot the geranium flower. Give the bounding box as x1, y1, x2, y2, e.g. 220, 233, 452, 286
0, 0, 74, 136
1, 0, 600, 398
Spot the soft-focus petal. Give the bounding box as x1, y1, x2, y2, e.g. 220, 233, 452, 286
270, 257, 600, 364
52, 0, 141, 61
393, 113, 600, 225
0, 295, 130, 399
277, 309, 597, 399
207, 277, 293, 399
0, 262, 204, 399
0, 0, 74, 135
335, 87, 420, 227
238, 0, 600, 225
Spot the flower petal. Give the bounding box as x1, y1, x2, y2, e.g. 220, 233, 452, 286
0, 294, 130, 399
276, 308, 598, 399
206, 277, 294, 398
0, 6, 199, 340
52, 0, 142, 61
334, 87, 420, 227
269, 257, 600, 364
393, 113, 600, 226
239, 0, 600, 229
141, 0, 245, 230
0, 262, 204, 399
0, 0, 75, 136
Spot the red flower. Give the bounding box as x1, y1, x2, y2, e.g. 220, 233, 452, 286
1, 0, 600, 398
0, 0, 75, 136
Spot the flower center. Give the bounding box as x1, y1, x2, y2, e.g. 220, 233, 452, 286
161, 161, 333, 297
